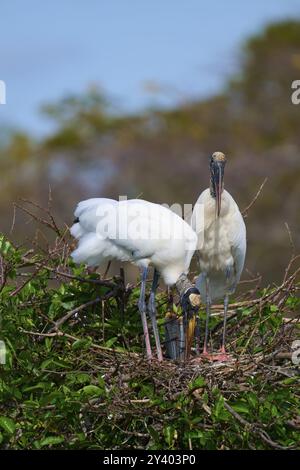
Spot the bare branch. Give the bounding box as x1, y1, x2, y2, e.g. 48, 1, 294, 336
223, 401, 295, 450
242, 177, 268, 218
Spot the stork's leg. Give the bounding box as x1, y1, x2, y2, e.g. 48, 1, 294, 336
138, 267, 152, 360
202, 276, 211, 356
216, 266, 232, 361
213, 293, 231, 361
178, 317, 185, 360
221, 293, 229, 352
148, 269, 163, 362
195, 311, 201, 355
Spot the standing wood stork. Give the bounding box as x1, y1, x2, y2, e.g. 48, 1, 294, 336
191, 152, 246, 361
70, 198, 200, 362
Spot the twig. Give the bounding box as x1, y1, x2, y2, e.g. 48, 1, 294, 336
20, 328, 139, 357
21, 255, 116, 288
242, 177, 268, 218
9, 261, 48, 297
48, 298, 102, 333
223, 401, 295, 450
10, 203, 17, 234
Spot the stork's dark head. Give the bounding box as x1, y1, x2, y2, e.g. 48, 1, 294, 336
210, 151, 227, 217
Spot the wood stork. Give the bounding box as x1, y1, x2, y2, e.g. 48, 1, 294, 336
70, 198, 200, 362
191, 152, 246, 361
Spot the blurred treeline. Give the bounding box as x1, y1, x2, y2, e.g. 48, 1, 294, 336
0, 20, 300, 282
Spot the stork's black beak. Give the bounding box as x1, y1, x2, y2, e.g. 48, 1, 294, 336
211, 161, 225, 217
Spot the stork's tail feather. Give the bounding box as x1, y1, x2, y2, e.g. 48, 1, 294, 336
73, 217, 79, 224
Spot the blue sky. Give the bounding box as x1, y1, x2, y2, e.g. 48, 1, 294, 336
0, 0, 299, 136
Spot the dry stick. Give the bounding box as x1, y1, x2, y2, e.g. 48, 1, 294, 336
239, 276, 262, 285
215, 267, 299, 348
9, 254, 53, 297
240, 311, 262, 355
285, 222, 295, 254
242, 177, 268, 218
47, 186, 62, 237
23, 196, 60, 235
283, 254, 300, 284
0, 254, 7, 292
21, 255, 116, 288
49, 267, 115, 287
274, 352, 294, 360
223, 401, 296, 450
212, 265, 300, 313
14, 202, 56, 234
20, 328, 138, 357
48, 298, 102, 333
47, 287, 120, 334
10, 203, 17, 234
103, 261, 112, 278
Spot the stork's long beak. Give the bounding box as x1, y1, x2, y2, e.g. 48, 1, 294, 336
212, 161, 225, 217
182, 289, 201, 359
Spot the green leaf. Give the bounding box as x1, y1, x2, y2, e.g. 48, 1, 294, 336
39, 436, 64, 447
61, 301, 75, 310
75, 373, 91, 384
105, 337, 118, 348
163, 426, 175, 447
214, 396, 225, 418
147, 425, 160, 442
232, 402, 250, 414
0, 416, 16, 434
97, 376, 106, 388
80, 385, 104, 397
72, 338, 92, 350
189, 376, 205, 389
247, 392, 259, 409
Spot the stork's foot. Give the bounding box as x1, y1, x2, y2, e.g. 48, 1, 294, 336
153, 355, 164, 363
211, 347, 232, 362
153, 349, 163, 362
195, 347, 232, 362
144, 354, 163, 364
144, 352, 153, 362
212, 353, 231, 362
200, 351, 220, 361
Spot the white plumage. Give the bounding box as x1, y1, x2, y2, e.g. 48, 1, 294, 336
191, 152, 246, 360
71, 198, 197, 285
70, 197, 198, 361
191, 188, 246, 301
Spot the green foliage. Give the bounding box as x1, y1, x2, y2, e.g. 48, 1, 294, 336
0, 233, 299, 449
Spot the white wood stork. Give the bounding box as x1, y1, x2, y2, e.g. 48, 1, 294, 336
70, 198, 200, 361
191, 152, 246, 361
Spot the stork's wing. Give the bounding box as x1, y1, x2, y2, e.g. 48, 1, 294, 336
228, 210, 246, 285
107, 199, 196, 261
71, 198, 194, 263
73, 198, 118, 235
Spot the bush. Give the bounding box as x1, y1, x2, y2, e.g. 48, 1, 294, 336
0, 217, 299, 449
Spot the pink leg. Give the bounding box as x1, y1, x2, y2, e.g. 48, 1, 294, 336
138, 268, 152, 361
201, 276, 211, 358
214, 294, 231, 361
201, 348, 221, 361
148, 269, 163, 362
208, 294, 231, 362
211, 346, 231, 362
